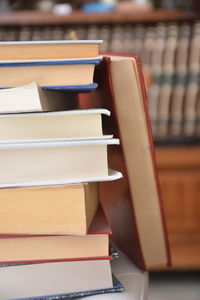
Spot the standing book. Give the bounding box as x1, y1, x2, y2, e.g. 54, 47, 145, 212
79, 54, 171, 270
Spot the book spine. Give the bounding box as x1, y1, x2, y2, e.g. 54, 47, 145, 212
147, 23, 166, 137
156, 23, 178, 139
183, 22, 200, 137
132, 25, 145, 57
170, 23, 191, 137
109, 25, 124, 54
99, 26, 110, 53
122, 25, 135, 54
140, 26, 155, 72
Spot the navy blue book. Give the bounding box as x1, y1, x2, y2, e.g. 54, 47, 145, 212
0, 58, 100, 92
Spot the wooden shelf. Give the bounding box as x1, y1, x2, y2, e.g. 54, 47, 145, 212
0, 9, 199, 26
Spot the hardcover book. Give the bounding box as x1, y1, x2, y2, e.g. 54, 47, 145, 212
0, 138, 120, 188
0, 259, 114, 299
79, 55, 171, 270
0, 82, 77, 113
10, 275, 123, 300
0, 108, 111, 143
0, 57, 100, 90
0, 182, 99, 236
0, 40, 102, 60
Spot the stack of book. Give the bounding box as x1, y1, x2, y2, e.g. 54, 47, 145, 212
0, 41, 124, 299
0, 40, 171, 299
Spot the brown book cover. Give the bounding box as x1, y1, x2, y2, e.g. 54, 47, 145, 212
79, 55, 171, 270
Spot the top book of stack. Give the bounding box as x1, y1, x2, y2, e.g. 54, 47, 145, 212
0, 40, 103, 61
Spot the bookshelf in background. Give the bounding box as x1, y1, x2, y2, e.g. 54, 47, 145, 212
0, 8, 200, 269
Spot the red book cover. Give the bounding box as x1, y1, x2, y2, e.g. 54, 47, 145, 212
79, 55, 171, 270
0, 206, 112, 265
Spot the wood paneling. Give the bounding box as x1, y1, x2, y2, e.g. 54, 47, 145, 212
155, 146, 200, 269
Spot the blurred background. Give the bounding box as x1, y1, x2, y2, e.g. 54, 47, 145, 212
0, 0, 200, 299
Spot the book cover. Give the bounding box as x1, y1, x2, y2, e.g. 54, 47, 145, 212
78, 55, 171, 270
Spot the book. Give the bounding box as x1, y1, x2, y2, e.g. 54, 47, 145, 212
0, 108, 112, 143
183, 76, 199, 137
0, 40, 102, 60
147, 23, 166, 136
122, 25, 135, 54
156, 23, 178, 138
9, 275, 123, 300
195, 92, 200, 137
0, 139, 120, 188
0, 259, 113, 299
0, 206, 111, 264
0, 82, 77, 114
170, 23, 190, 137
183, 22, 200, 137
87, 25, 99, 41
109, 25, 124, 54
99, 26, 110, 53
131, 25, 145, 57
79, 55, 170, 270
0, 57, 100, 90
140, 26, 155, 73
0, 182, 99, 236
